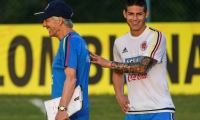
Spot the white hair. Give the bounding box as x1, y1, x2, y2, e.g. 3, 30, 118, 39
51, 16, 73, 28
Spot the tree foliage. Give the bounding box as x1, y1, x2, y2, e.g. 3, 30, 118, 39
0, 0, 199, 23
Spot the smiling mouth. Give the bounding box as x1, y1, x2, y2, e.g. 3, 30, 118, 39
46, 28, 50, 32
131, 21, 139, 25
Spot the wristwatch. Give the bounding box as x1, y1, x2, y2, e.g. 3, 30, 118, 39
58, 106, 67, 111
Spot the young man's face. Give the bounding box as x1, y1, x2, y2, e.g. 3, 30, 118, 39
123, 5, 149, 36
42, 17, 60, 37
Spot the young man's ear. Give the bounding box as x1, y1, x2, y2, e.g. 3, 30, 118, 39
145, 10, 149, 18
123, 10, 127, 18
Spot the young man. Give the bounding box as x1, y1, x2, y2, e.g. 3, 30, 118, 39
35, 0, 90, 120
90, 0, 175, 119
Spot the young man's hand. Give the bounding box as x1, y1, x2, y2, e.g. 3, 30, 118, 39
116, 94, 130, 113
90, 51, 112, 68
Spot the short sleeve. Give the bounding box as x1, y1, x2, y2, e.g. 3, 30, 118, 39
113, 41, 123, 62
62, 33, 78, 69
145, 31, 166, 63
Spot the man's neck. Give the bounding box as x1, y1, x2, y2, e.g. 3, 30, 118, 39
57, 26, 75, 40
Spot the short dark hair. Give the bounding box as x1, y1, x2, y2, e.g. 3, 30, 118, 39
125, 0, 147, 12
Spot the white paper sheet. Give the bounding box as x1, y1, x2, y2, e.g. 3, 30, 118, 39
44, 85, 83, 120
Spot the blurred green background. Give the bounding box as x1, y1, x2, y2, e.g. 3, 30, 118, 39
0, 0, 200, 23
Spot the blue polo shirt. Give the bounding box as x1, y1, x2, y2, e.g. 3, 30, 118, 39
52, 32, 90, 119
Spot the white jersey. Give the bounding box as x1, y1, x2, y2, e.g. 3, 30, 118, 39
113, 26, 175, 114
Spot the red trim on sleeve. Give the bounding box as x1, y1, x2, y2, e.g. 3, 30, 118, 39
65, 33, 74, 66
152, 32, 162, 58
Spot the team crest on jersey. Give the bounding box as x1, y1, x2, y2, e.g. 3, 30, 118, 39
140, 41, 147, 51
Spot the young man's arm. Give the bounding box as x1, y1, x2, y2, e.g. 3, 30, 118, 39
112, 71, 130, 113
110, 56, 157, 74
90, 52, 157, 74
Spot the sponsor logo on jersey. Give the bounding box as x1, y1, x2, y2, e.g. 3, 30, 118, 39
125, 56, 147, 81
127, 73, 147, 82
122, 47, 128, 53
140, 41, 147, 51
125, 56, 142, 63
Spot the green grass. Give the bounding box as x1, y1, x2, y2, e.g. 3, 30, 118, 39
0, 95, 200, 120
172, 95, 200, 120
89, 95, 124, 120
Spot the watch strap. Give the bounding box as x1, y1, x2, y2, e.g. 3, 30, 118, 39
58, 106, 67, 111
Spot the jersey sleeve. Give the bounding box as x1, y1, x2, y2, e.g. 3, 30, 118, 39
145, 31, 166, 63
113, 41, 123, 62
62, 33, 78, 70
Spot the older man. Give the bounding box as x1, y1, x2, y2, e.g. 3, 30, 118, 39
35, 0, 90, 120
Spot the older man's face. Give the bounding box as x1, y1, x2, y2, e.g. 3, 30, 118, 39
42, 17, 60, 37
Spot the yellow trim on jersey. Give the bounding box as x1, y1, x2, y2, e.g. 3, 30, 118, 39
147, 28, 158, 57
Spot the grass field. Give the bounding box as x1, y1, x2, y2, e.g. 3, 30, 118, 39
0, 95, 200, 120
